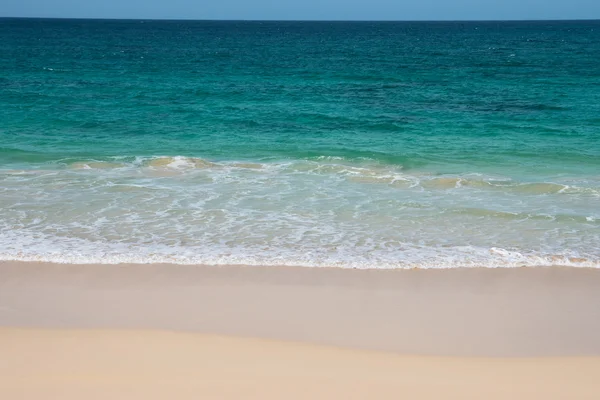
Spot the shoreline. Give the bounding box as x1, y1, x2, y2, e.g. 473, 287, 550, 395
1, 257, 599, 269
2, 261, 600, 356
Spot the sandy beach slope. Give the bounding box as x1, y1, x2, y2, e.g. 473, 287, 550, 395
1, 261, 600, 399
1, 328, 599, 400
2, 261, 600, 356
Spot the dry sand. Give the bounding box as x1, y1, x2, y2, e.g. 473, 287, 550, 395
1, 328, 599, 400
1, 261, 600, 399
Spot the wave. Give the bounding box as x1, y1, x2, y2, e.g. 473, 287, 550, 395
2, 155, 599, 197
37, 156, 599, 197
1, 155, 598, 270
0, 230, 597, 269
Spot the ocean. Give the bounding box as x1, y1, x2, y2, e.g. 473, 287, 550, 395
1, 18, 599, 268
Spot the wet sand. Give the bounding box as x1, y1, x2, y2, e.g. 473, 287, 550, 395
1, 261, 600, 356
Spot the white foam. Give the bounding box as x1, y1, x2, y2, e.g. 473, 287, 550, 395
0, 226, 598, 269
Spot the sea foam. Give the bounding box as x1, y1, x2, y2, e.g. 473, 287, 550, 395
0, 157, 598, 269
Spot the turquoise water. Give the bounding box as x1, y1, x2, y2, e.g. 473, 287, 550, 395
1, 19, 599, 267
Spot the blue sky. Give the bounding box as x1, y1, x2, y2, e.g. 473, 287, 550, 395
2, 0, 600, 20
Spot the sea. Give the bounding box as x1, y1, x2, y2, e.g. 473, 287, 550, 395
1, 18, 599, 268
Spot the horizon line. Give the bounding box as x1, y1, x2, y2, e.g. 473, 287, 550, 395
1, 16, 600, 23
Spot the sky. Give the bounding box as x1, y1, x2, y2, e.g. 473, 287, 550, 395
2, 0, 600, 21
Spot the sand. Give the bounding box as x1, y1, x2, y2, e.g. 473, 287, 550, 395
1, 328, 599, 400
1, 261, 600, 399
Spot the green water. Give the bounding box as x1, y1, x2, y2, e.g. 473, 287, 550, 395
0, 19, 599, 267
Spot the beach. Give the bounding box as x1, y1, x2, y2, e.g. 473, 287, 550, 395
2, 329, 599, 400
1, 261, 600, 398
2, 18, 600, 399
